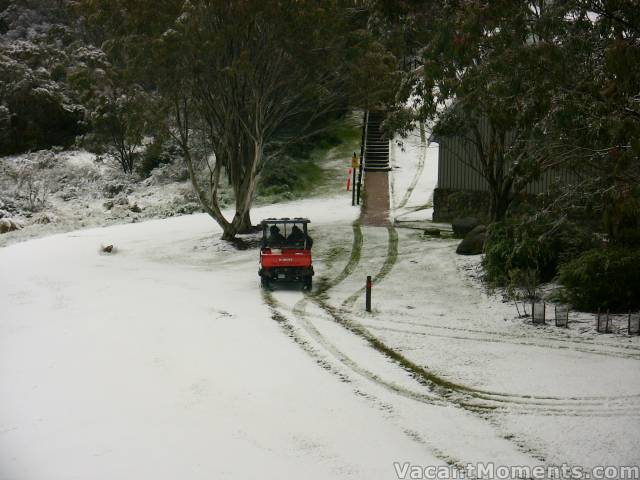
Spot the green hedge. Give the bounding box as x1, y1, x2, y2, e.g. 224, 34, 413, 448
257, 157, 324, 199
558, 247, 640, 312
483, 217, 596, 285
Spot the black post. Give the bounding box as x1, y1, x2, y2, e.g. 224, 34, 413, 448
365, 275, 372, 312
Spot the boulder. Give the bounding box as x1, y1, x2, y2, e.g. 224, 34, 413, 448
456, 225, 487, 255
452, 217, 480, 238
130, 203, 142, 213
423, 227, 441, 237
0, 218, 22, 234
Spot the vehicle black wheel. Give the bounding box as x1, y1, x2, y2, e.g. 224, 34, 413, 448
303, 276, 312, 290
261, 276, 270, 289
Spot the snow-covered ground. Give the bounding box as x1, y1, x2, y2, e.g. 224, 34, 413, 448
390, 124, 439, 222
2, 128, 639, 479
1, 197, 439, 479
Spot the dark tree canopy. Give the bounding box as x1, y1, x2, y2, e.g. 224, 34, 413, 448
380, 0, 639, 223
78, 0, 363, 239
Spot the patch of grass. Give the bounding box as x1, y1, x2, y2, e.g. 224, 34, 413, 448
341, 225, 397, 307
321, 245, 348, 272
257, 157, 326, 201
257, 112, 362, 203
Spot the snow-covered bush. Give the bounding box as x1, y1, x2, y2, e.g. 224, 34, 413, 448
148, 160, 189, 184
103, 180, 130, 198
32, 211, 55, 224
138, 135, 181, 178
0, 45, 84, 154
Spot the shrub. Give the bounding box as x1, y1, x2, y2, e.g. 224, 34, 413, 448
558, 247, 640, 312
258, 157, 323, 199
138, 136, 179, 178
283, 130, 342, 159
483, 216, 596, 286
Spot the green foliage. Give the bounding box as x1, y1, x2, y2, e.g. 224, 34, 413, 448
258, 157, 324, 200
558, 247, 640, 312
259, 115, 359, 200
137, 136, 180, 178
0, 48, 84, 155
381, 1, 640, 225
87, 86, 154, 174
0, 1, 85, 155
483, 216, 596, 286
283, 131, 342, 160
76, 0, 357, 238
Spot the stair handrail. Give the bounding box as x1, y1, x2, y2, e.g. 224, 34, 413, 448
357, 110, 368, 205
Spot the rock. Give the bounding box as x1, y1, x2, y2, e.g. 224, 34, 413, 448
103, 200, 114, 210
0, 209, 9, 219
423, 227, 441, 237
0, 219, 12, 234
0, 218, 22, 234
130, 203, 142, 213
456, 225, 487, 255
102, 244, 114, 253
452, 217, 480, 238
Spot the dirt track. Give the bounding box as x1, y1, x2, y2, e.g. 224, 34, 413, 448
360, 171, 390, 226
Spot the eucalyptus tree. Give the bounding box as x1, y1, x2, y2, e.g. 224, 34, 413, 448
79, 0, 351, 240
383, 1, 586, 221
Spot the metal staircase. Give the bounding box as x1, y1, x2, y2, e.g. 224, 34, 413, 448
363, 111, 390, 172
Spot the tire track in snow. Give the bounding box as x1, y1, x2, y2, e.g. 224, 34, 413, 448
375, 317, 640, 356
313, 222, 363, 296
340, 225, 398, 309
395, 122, 428, 211
261, 289, 351, 384
260, 212, 633, 474
263, 289, 473, 469
365, 322, 640, 361
310, 225, 640, 412
307, 295, 640, 414
263, 159, 639, 432
287, 225, 640, 413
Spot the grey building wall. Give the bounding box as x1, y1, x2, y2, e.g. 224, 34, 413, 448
435, 117, 580, 195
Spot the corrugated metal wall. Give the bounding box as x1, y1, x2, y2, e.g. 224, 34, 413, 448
436, 119, 581, 194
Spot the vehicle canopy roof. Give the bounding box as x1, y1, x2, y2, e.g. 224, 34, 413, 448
260, 217, 310, 226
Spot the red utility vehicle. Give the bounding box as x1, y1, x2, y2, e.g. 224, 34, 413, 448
259, 218, 313, 289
